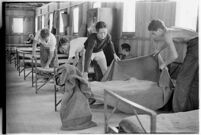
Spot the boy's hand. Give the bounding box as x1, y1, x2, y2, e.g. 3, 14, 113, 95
114, 53, 120, 61
160, 63, 168, 70
44, 65, 49, 69
152, 49, 160, 56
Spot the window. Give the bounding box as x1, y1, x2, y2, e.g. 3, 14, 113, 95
59, 10, 65, 33
73, 7, 79, 34
12, 18, 23, 33
175, 0, 198, 31
93, 2, 101, 8
42, 15, 45, 29
35, 16, 38, 33
49, 13, 53, 31
122, 0, 136, 32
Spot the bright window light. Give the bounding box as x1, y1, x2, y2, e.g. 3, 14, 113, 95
42, 15, 45, 29
93, 2, 101, 8
175, 0, 198, 31
122, 0, 136, 32
73, 7, 79, 34
59, 10, 65, 33
49, 13, 53, 31
35, 17, 38, 33
12, 18, 23, 33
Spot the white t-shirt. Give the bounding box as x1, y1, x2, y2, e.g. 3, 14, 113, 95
34, 30, 56, 52
68, 37, 87, 58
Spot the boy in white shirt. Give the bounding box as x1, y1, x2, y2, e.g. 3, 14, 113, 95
32, 28, 58, 68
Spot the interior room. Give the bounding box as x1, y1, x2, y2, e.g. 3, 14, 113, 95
4, 0, 199, 134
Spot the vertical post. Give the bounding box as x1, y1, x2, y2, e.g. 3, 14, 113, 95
150, 114, 156, 133
104, 90, 108, 133
18, 52, 21, 76
23, 53, 26, 80
32, 57, 34, 87
54, 66, 57, 111
81, 49, 85, 75
34, 58, 38, 94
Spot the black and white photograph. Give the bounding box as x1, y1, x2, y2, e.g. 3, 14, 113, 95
2, 0, 199, 134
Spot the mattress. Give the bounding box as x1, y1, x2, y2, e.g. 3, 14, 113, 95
119, 109, 199, 133
90, 77, 172, 114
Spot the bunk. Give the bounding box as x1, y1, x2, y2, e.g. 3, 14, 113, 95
104, 89, 199, 134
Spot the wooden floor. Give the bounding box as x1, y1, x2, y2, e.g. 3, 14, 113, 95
6, 61, 128, 133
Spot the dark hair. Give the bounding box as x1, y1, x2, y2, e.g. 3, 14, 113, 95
59, 37, 69, 45
121, 43, 131, 52
40, 28, 50, 39
95, 21, 107, 32
148, 19, 166, 31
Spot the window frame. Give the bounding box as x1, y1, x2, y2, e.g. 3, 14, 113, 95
12, 17, 24, 34
59, 10, 65, 34
122, 0, 136, 37
73, 6, 79, 35
35, 16, 38, 33
174, 0, 198, 31
93, 2, 102, 8
49, 12, 53, 31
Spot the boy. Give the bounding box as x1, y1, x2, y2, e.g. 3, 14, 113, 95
58, 37, 70, 55
148, 19, 198, 112
32, 28, 58, 68
83, 21, 120, 80
57, 37, 88, 72
119, 43, 132, 60
24, 33, 34, 44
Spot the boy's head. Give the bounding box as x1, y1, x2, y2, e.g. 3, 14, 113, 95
96, 21, 108, 40
40, 28, 50, 41
148, 19, 166, 39
58, 37, 70, 54
28, 33, 34, 39
121, 43, 131, 56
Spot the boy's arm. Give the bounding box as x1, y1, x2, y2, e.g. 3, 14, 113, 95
108, 35, 120, 61
44, 51, 54, 68
32, 39, 38, 57
164, 33, 178, 66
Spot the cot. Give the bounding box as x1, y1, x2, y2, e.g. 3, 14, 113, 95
16, 47, 40, 80
6, 44, 32, 64
33, 53, 68, 94
90, 54, 173, 114
104, 89, 199, 134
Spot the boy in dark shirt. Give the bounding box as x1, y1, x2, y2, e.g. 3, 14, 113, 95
24, 33, 34, 44
83, 21, 120, 80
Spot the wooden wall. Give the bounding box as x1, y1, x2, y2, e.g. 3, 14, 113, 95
35, 1, 123, 51
6, 1, 186, 62
5, 8, 35, 44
